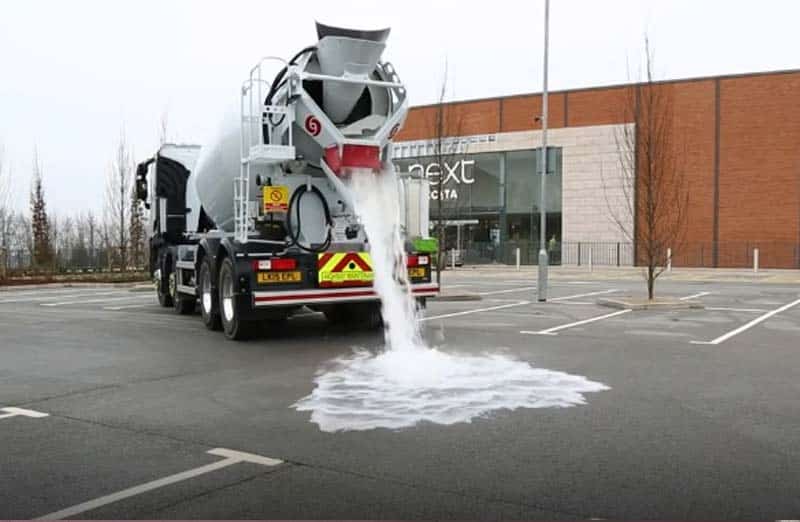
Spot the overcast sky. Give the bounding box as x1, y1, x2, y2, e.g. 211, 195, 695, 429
1, 0, 798, 215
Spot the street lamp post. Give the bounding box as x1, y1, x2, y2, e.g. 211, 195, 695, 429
537, 0, 550, 302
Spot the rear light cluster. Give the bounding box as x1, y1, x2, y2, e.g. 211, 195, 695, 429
251, 258, 297, 271
407, 255, 429, 267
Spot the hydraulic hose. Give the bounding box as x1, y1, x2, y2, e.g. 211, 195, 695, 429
285, 184, 333, 253
264, 46, 317, 132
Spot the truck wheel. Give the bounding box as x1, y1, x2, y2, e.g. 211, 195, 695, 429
324, 303, 382, 330
156, 257, 173, 308
362, 303, 383, 330
171, 270, 196, 315
219, 257, 255, 340
199, 257, 221, 331
323, 304, 352, 325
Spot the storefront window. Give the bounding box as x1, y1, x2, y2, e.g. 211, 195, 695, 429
394, 152, 502, 214
393, 147, 562, 262
505, 148, 562, 244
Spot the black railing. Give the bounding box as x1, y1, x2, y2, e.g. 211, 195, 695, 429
446, 241, 800, 269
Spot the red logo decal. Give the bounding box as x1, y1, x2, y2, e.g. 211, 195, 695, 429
305, 115, 321, 137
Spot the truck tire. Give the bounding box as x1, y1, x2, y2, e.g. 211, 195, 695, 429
324, 303, 382, 330
323, 305, 351, 325
362, 302, 383, 330
171, 271, 196, 315
199, 257, 222, 331
156, 254, 173, 308
218, 257, 255, 340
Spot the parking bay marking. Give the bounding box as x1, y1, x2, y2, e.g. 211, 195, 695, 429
104, 302, 158, 311
36, 448, 283, 520
549, 289, 619, 302
0, 407, 49, 420
0, 291, 124, 305
41, 294, 153, 307
477, 286, 537, 296
680, 291, 711, 301
421, 301, 531, 321
521, 309, 632, 336
691, 297, 800, 345
705, 306, 767, 313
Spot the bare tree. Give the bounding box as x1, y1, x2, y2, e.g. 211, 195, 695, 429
0, 143, 11, 276
105, 128, 133, 270
50, 213, 60, 270
15, 213, 32, 270
129, 186, 145, 270
100, 218, 112, 271
71, 213, 90, 268
86, 210, 97, 267
427, 59, 467, 283
610, 38, 688, 299
30, 148, 52, 269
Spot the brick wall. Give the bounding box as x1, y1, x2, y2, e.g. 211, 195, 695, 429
501, 93, 568, 131
397, 70, 800, 268
718, 72, 800, 268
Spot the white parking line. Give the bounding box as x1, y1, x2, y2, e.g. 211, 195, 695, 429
421, 301, 530, 321
550, 289, 619, 302
0, 407, 49, 420
36, 448, 282, 520
446, 280, 529, 287
0, 291, 124, 305
0, 287, 112, 297
104, 302, 157, 311
705, 306, 767, 313
691, 297, 800, 345
679, 291, 711, 301
41, 294, 153, 307
521, 309, 632, 336
477, 286, 536, 296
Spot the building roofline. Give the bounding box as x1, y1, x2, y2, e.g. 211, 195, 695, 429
408, 67, 800, 110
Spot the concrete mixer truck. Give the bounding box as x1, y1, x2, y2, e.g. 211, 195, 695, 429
134, 23, 439, 340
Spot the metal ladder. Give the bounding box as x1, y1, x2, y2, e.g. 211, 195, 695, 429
236, 57, 297, 244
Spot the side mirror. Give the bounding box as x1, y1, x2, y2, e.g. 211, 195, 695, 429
135, 162, 149, 202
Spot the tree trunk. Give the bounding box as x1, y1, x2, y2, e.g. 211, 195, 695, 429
647, 265, 655, 300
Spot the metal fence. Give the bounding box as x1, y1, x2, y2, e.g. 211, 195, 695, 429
0, 247, 147, 279
672, 241, 800, 270
455, 241, 634, 266
451, 241, 800, 269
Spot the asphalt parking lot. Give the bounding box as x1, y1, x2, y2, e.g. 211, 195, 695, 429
2, 270, 800, 519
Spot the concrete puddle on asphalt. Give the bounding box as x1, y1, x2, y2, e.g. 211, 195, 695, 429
293, 346, 610, 432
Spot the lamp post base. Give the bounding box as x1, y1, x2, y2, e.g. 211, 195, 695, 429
537, 249, 549, 302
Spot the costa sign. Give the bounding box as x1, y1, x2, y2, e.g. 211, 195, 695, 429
407, 159, 476, 200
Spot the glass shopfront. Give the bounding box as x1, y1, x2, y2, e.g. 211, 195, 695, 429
393, 147, 562, 263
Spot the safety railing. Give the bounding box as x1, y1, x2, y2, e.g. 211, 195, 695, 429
237, 57, 296, 243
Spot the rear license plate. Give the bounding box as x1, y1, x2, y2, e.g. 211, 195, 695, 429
408, 267, 426, 278
257, 271, 302, 283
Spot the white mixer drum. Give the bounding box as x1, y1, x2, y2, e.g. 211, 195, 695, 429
190, 110, 255, 232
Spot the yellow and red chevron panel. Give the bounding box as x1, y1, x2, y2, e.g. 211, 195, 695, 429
317, 252, 374, 288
